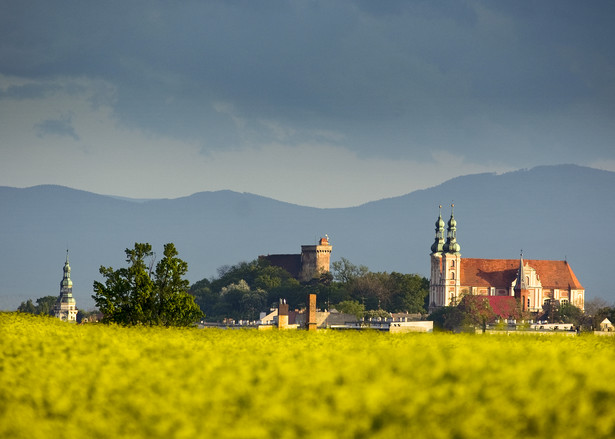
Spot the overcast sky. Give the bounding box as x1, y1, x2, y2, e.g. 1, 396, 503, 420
1, 1, 614, 207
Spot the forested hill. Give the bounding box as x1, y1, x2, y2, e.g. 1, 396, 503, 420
1, 164, 614, 310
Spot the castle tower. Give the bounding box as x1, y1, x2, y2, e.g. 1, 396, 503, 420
53, 250, 77, 322
299, 236, 332, 282
442, 205, 462, 306
429, 206, 445, 310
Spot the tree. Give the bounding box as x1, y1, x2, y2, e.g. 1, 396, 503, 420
335, 300, 366, 320
558, 302, 585, 327
36, 296, 58, 316
388, 272, 429, 314
331, 258, 369, 284
17, 299, 36, 314
541, 299, 561, 324
17, 295, 58, 315
429, 306, 465, 332
458, 295, 496, 333
92, 243, 203, 326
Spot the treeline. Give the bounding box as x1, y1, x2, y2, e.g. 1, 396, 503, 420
17, 295, 99, 323
430, 295, 614, 332
17, 296, 56, 316
189, 257, 429, 322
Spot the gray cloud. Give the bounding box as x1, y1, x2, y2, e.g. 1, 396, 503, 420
34, 116, 79, 141
1, 0, 615, 167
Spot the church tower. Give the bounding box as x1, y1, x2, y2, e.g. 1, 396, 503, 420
429, 205, 462, 310
429, 206, 445, 310
53, 250, 77, 322
442, 205, 462, 306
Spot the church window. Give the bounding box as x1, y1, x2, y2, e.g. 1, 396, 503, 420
451, 272, 455, 280
451, 260, 455, 267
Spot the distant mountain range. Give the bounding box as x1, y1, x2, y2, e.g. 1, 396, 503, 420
1, 164, 614, 310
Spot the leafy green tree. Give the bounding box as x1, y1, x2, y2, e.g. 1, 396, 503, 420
541, 299, 561, 324
93, 243, 202, 326
558, 302, 584, 326
335, 300, 366, 320
429, 306, 465, 332
458, 295, 496, 333
388, 272, 429, 314
17, 299, 37, 314
36, 296, 58, 316
17, 296, 58, 315
365, 309, 391, 320
331, 258, 369, 284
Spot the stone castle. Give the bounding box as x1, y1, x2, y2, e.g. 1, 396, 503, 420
260, 236, 332, 282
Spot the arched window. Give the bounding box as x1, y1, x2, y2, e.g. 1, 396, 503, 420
451, 272, 455, 280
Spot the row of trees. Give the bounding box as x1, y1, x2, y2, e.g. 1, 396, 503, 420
23, 241, 615, 330
189, 257, 429, 322
17, 295, 100, 323
429, 295, 613, 332
17, 296, 57, 316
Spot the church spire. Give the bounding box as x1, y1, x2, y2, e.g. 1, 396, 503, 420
443, 204, 461, 254
430, 205, 445, 255
516, 251, 528, 291
61, 249, 72, 289
54, 249, 77, 322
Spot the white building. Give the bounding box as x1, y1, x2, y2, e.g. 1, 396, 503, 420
53, 251, 78, 322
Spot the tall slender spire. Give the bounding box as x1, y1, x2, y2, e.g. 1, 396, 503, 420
443, 204, 461, 254
516, 250, 528, 291
54, 249, 77, 322
61, 249, 72, 289
430, 205, 445, 254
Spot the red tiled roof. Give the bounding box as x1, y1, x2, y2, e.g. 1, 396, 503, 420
460, 258, 583, 290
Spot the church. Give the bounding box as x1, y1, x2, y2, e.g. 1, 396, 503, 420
53, 251, 78, 322
429, 206, 585, 313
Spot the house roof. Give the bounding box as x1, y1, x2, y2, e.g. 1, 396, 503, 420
460, 258, 583, 290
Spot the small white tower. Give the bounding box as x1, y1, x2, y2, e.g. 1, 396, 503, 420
53, 250, 78, 322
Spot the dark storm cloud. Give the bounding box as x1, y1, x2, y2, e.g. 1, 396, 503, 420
1, 0, 614, 165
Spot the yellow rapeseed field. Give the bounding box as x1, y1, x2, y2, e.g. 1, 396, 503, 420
1, 312, 614, 439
